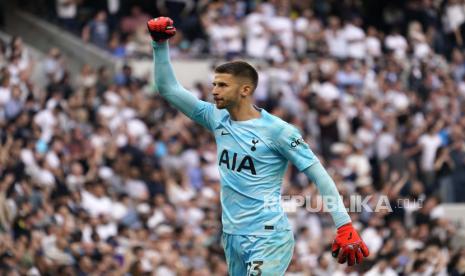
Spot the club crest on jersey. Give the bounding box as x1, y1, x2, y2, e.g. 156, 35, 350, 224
219, 149, 257, 175
251, 139, 259, 151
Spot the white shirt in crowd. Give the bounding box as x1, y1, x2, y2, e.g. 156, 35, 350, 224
294, 16, 310, 55
253, 69, 269, 102
222, 24, 243, 53
207, 21, 242, 55
444, 3, 465, 32
0, 86, 11, 106
343, 23, 366, 59
56, 0, 77, 19
419, 133, 442, 171
316, 82, 340, 102
267, 15, 294, 49
366, 35, 382, 58
34, 109, 57, 142
385, 88, 410, 112
376, 132, 396, 160
361, 227, 383, 255
347, 151, 371, 178
81, 190, 113, 217
356, 126, 376, 157
385, 34, 408, 59
325, 29, 347, 58
245, 21, 269, 59
365, 264, 398, 276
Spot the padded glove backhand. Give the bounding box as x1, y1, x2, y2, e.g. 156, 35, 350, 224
147, 17, 176, 42
331, 223, 370, 266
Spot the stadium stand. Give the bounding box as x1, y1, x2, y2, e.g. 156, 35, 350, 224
0, 0, 464, 275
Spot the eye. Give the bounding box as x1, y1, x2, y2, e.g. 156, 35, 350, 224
213, 82, 227, 87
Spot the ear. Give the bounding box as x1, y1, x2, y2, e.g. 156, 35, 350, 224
240, 84, 253, 97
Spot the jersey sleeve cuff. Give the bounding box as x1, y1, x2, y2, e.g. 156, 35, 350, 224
298, 159, 320, 172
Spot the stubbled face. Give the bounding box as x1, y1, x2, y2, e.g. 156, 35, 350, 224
212, 73, 243, 109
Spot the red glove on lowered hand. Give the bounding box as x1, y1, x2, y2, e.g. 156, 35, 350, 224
332, 223, 369, 266
147, 17, 177, 42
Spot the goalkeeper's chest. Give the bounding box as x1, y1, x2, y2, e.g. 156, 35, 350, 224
213, 123, 283, 177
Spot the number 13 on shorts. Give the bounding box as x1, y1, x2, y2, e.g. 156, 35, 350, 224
247, 260, 264, 276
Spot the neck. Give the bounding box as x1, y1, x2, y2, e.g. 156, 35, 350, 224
227, 103, 261, 121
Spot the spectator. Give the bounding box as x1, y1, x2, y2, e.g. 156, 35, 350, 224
55, 0, 79, 33
82, 11, 110, 49
385, 28, 408, 60
418, 125, 442, 193
343, 16, 366, 60
42, 47, 65, 83
120, 5, 150, 35
325, 16, 347, 59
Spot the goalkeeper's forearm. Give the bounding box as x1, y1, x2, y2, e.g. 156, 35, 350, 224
152, 41, 199, 117
303, 162, 351, 228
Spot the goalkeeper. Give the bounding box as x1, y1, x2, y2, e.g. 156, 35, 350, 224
148, 17, 369, 275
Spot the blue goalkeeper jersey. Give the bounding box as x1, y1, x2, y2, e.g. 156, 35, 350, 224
191, 102, 318, 235
152, 41, 349, 235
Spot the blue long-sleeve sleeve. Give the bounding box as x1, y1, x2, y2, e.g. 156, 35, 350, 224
152, 41, 200, 118
303, 162, 351, 228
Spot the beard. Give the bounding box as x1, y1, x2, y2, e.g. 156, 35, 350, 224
215, 99, 227, 109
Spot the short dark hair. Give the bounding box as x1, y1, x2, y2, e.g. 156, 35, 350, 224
214, 61, 259, 90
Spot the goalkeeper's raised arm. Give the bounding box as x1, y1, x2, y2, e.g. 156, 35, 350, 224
148, 17, 200, 119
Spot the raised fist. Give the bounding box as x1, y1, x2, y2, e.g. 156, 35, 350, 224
147, 17, 176, 42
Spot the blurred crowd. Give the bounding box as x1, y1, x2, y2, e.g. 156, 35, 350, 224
0, 0, 465, 275
22, 0, 465, 60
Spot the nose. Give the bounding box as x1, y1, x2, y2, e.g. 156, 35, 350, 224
212, 87, 220, 96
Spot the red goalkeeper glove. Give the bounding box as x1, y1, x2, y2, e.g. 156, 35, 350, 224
331, 223, 369, 266
147, 17, 177, 42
